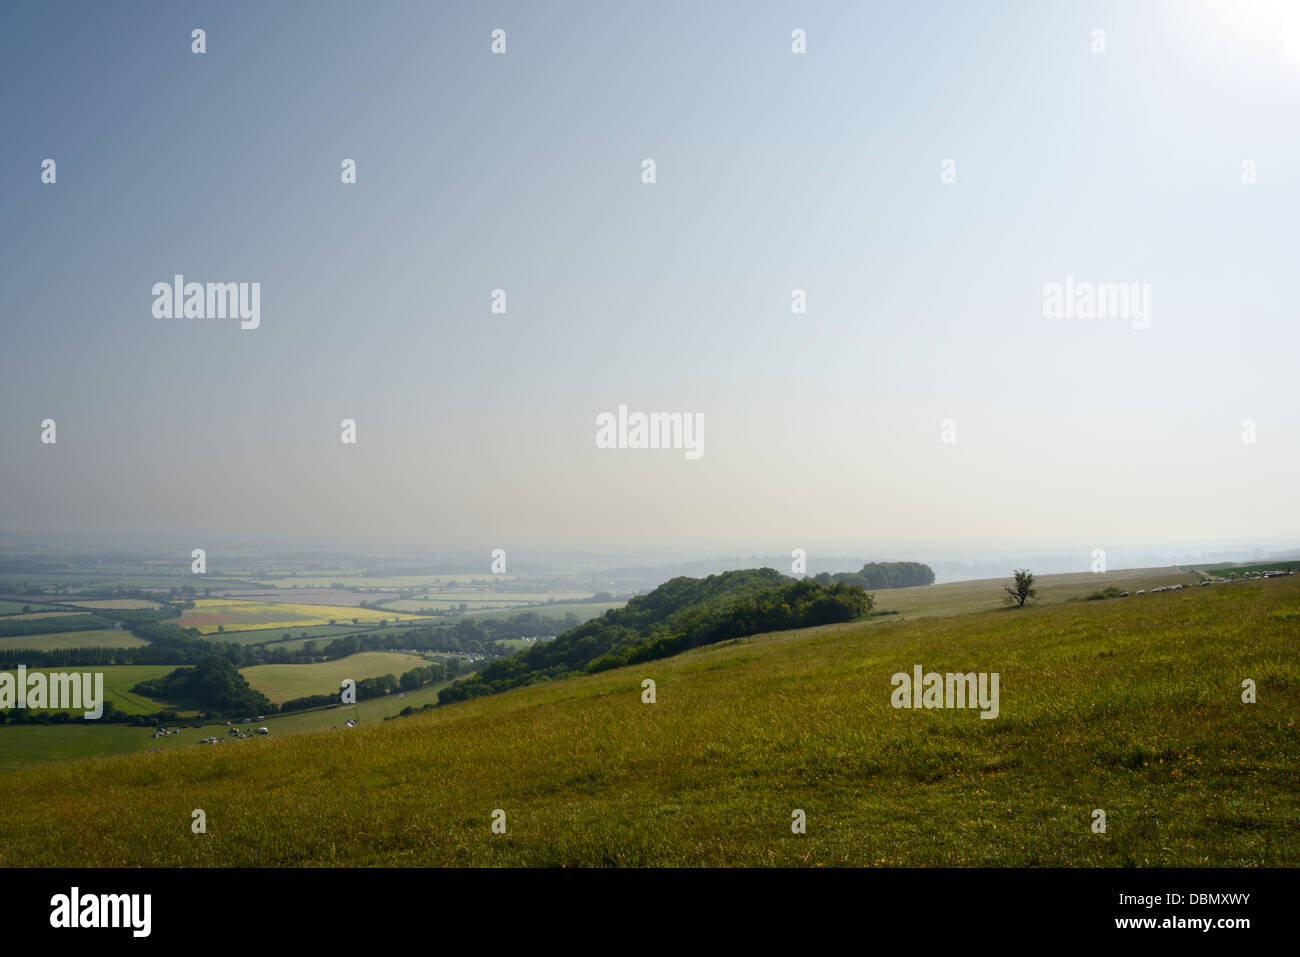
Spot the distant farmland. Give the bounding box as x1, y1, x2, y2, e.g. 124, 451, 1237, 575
62, 599, 162, 610
465, 600, 624, 622
377, 599, 529, 612
175, 599, 428, 634
210, 588, 388, 607
249, 574, 518, 589
0, 611, 91, 622
210, 622, 414, 646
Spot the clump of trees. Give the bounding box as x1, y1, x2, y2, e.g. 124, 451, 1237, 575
0, 646, 142, 668
814, 561, 934, 590
1003, 569, 1036, 608
132, 656, 271, 716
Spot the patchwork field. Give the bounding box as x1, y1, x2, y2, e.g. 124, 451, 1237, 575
175, 599, 428, 634
240, 651, 432, 703
211, 588, 383, 607
0, 574, 1293, 867
0, 574, 248, 590
251, 574, 518, 589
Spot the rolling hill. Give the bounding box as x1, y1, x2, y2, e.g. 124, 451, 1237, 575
0, 572, 1293, 867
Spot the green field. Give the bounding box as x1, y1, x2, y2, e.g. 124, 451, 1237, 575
190, 618, 438, 649
0, 574, 1293, 867
0, 665, 187, 716
0, 724, 208, 771
0, 600, 63, 616
248, 634, 354, 652
0, 628, 148, 651
63, 598, 162, 610
240, 651, 432, 703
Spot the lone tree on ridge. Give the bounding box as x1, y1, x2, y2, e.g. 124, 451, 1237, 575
1002, 569, 1036, 608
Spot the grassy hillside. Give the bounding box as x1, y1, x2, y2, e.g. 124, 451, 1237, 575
0, 724, 202, 771
0, 575, 1294, 867
1186, 559, 1300, 576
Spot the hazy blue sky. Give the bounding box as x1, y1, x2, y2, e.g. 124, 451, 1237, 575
2, 0, 1297, 560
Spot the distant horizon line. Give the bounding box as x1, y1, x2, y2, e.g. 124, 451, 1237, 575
0, 534, 1296, 569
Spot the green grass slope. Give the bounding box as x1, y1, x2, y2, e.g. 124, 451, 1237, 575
0, 575, 1294, 867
